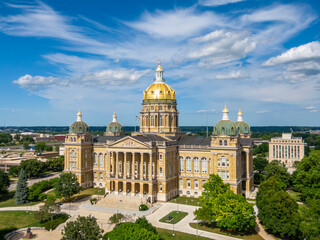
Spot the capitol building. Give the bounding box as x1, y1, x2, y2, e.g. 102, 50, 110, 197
64, 61, 254, 202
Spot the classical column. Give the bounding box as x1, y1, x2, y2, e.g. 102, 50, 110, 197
149, 153, 152, 180
124, 152, 127, 179
123, 181, 127, 194
140, 153, 144, 180
132, 182, 136, 196
140, 183, 144, 196
106, 152, 110, 178
115, 152, 119, 178
132, 153, 135, 179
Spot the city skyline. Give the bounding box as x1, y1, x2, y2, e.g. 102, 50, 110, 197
0, 0, 320, 126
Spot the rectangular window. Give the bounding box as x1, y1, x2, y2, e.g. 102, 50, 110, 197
99, 155, 103, 167
187, 179, 191, 187
227, 159, 229, 167
179, 179, 183, 187
186, 158, 191, 172
94, 154, 98, 165
99, 172, 103, 180
202, 158, 207, 173
94, 172, 97, 179
179, 158, 184, 172
159, 154, 162, 160
194, 158, 199, 173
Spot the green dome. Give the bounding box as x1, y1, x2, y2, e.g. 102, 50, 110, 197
213, 120, 238, 136
69, 121, 90, 134
235, 121, 250, 134
106, 122, 123, 134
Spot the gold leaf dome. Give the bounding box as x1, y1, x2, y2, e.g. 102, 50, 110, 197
143, 82, 176, 103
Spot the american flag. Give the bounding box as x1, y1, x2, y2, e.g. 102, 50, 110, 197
136, 116, 140, 121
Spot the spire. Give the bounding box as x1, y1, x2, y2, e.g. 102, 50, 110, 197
237, 107, 243, 122
112, 112, 117, 122
76, 107, 82, 122
222, 103, 229, 120
155, 58, 164, 82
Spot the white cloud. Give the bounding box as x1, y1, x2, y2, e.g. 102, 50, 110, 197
216, 70, 248, 79
187, 30, 256, 66
197, 109, 216, 113
264, 41, 320, 66
13, 68, 150, 91
199, 0, 245, 7
256, 109, 269, 114
310, 109, 319, 112
305, 106, 316, 110
126, 8, 224, 38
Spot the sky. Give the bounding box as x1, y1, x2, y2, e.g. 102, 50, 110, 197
0, 0, 320, 127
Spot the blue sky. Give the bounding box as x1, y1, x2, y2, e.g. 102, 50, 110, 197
0, 0, 320, 127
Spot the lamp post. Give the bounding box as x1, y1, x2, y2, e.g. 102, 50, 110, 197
175, 198, 178, 213
196, 202, 200, 238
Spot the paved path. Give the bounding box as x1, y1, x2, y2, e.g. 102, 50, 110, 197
254, 205, 276, 240
8, 173, 60, 191
147, 203, 240, 240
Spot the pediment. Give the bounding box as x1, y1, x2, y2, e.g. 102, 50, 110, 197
110, 137, 150, 148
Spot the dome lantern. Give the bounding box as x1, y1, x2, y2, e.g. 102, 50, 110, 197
69, 109, 89, 134
155, 58, 164, 83
235, 107, 250, 134
237, 107, 243, 122
222, 103, 229, 120
105, 112, 123, 136
77, 107, 82, 122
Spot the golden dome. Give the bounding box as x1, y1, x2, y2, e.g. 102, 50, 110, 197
143, 82, 176, 103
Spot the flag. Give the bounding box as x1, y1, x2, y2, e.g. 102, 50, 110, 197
136, 116, 140, 121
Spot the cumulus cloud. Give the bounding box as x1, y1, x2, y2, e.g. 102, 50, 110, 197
216, 70, 248, 79
126, 7, 224, 38
13, 68, 150, 91
199, 0, 245, 7
187, 30, 256, 67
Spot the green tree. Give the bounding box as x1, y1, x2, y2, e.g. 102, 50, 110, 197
0, 170, 10, 194
103, 222, 160, 240
300, 198, 320, 240
108, 213, 126, 226
35, 198, 61, 223
9, 165, 20, 177
253, 143, 269, 155
14, 169, 29, 204
256, 177, 301, 238
293, 150, 320, 200
263, 160, 291, 189
135, 217, 157, 234
23, 142, 30, 150
55, 173, 81, 202
253, 155, 269, 173
20, 159, 45, 178
195, 174, 256, 232
45, 156, 64, 172
62, 215, 103, 240
20, 135, 35, 143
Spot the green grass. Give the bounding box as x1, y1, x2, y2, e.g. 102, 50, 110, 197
157, 228, 211, 240
287, 190, 302, 202
0, 211, 40, 229
169, 196, 200, 206
48, 188, 105, 203
159, 211, 188, 224
0, 192, 40, 208
189, 223, 264, 240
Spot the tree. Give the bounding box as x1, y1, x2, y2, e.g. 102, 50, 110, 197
45, 156, 64, 172
14, 169, 29, 204
293, 150, 320, 200
9, 165, 20, 177
195, 174, 256, 232
253, 143, 268, 155
253, 155, 269, 173
20, 135, 34, 144
20, 159, 45, 178
62, 215, 103, 240
55, 173, 81, 202
263, 160, 291, 189
135, 217, 157, 234
35, 198, 60, 223
108, 213, 126, 226
0, 170, 10, 194
103, 222, 160, 240
256, 177, 301, 238
300, 198, 320, 240
23, 142, 30, 150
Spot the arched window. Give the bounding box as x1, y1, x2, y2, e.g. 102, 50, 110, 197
70, 137, 73, 142
231, 127, 234, 134
194, 157, 199, 173
94, 153, 98, 165
179, 156, 184, 172
187, 179, 191, 187
99, 154, 103, 167
201, 157, 207, 173
151, 116, 155, 126
221, 156, 226, 166
194, 179, 199, 189
186, 157, 191, 172
159, 167, 163, 176
221, 127, 225, 134
159, 116, 163, 126
159, 183, 163, 191
219, 140, 222, 146
224, 140, 227, 146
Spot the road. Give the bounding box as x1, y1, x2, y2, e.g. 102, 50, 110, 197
8, 173, 61, 191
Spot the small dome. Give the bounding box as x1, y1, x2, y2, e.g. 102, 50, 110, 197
235, 121, 250, 134
213, 120, 238, 136
106, 122, 123, 134
69, 109, 90, 134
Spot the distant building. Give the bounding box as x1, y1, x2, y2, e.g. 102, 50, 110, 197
269, 133, 305, 167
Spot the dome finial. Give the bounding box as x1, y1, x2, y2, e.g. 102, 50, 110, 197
222, 103, 229, 120
155, 58, 164, 82
237, 106, 243, 122
76, 107, 82, 122
158, 58, 161, 66
112, 112, 117, 122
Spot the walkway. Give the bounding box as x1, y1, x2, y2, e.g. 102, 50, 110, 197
147, 202, 240, 240
253, 205, 276, 240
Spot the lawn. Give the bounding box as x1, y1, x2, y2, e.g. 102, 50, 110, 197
47, 188, 105, 203
189, 223, 264, 240
159, 211, 188, 224
169, 196, 200, 206
157, 228, 211, 240
0, 211, 41, 229
0, 192, 40, 208
287, 190, 302, 202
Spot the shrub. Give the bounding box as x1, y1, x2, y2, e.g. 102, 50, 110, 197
139, 204, 148, 211
43, 213, 69, 230
90, 198, 97, 205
